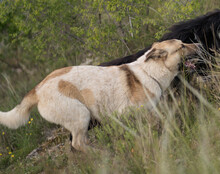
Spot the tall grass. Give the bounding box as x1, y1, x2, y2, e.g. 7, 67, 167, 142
0, 53, 219, 173
0, 71, 58, 171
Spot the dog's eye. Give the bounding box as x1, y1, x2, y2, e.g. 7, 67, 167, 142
174, 44, 185, 53
175, 47, 182, 52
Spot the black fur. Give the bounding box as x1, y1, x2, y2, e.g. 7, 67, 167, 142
100, 9, 220, 68
100, 46, 151, 66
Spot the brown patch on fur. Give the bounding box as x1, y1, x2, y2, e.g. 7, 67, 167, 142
25, 88, 36, 97
38, 67, 72, 88
58, 80, 84, 102
119, 65, 155, 103
22, 88, 38, 111
58, 80, 95, 107
81, 89, 95, 106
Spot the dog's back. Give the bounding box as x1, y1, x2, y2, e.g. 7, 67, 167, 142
36, 66, 131, 117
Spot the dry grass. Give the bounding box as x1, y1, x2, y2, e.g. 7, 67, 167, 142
0, 53, 219, 173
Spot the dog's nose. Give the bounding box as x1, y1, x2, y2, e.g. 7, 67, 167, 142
188, 43, 202, 52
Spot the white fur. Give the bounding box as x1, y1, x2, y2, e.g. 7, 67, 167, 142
0, 107, 29, 129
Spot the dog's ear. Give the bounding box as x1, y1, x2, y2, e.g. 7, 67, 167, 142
145, 48, 168, 62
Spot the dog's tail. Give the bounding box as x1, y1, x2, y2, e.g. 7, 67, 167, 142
0, 88, 38, 129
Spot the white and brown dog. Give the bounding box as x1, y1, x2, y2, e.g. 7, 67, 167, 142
0, 39, 199, 152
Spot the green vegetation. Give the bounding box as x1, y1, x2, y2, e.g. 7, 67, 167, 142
0, 0, 220, 173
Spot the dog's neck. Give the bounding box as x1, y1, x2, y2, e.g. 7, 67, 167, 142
130, 56, 178, 91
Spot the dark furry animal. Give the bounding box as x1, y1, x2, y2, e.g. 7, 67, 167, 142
100, 9, 220, 68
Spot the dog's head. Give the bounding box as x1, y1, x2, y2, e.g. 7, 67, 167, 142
144, 39, 200, 72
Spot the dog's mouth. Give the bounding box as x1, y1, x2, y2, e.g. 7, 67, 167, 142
182, 43, 202, 72
184, 59, 196, 70
181, 55, 199, 72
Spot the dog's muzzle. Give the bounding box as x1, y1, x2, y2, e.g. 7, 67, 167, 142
183, 43, 202, 71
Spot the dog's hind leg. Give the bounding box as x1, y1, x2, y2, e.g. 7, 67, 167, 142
69, 118, 101, 143
37, 96, 91, 152
65, 105, 91, 152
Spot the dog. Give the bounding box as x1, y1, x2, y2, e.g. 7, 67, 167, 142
0, 39, 199, 152
100, 9, 220, 69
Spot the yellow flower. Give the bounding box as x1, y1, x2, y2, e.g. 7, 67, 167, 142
28, 121, 31, 124
6, 147, 9, 150
140, 105, 143, 107
0, 153, 2, 156
2, 132, 5, 135
30, 133, 32, 135
8, 152, 12, 155
11, 155, 14, 158
218, 108, 220, 111
30, 118, 34, 121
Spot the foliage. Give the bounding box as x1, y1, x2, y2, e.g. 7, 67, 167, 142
154, 0, 201, 39
0, 0, 152, 67
0, 0, 220, 173
1, 68, 220, 173
0, 0, 209, 69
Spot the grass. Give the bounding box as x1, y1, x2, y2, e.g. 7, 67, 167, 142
0, 54, 219, 174
0, 1, 219, 173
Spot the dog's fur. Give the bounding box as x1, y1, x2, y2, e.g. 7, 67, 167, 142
100, 9, 220, 68
0, 40, 199, 152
